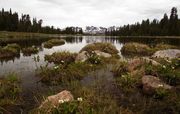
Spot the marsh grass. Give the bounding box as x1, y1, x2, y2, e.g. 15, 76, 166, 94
36, 62, 101, 85
45, 51, 77, 65
121, 42, 154, 56
44, 39, 65, 48
0, 43, 20, 59
22, 46, 39, 56
0, 73, 22, 109
154, 43, 179, 50
80, 42, 119, 55
121, 42, 180, 57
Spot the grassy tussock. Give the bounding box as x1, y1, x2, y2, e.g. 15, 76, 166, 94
0, 43, 20, 58
0, 73, 21, 107
121, 42, 153, 56
44, 39, 65, 48
45, 51, 77, 65
22, 46, 39, 56
80, 42, 119, 55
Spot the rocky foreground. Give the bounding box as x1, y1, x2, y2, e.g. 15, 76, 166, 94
32, 42, 180, 114
1, 42, 180, 114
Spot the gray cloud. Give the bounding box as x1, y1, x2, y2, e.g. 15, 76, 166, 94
0, 0, 180, 28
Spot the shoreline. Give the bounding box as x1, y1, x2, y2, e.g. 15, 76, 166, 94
1, 31, 180, 39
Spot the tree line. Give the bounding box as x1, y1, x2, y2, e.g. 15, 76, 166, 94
0, 8, 83, 34
106, 7, 180, 36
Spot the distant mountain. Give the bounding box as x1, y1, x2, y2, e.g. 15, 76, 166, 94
84, 26, 120, 35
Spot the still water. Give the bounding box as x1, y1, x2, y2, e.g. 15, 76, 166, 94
0, 36, 179, 90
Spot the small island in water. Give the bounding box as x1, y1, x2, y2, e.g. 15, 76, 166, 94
0, 2, 180, 114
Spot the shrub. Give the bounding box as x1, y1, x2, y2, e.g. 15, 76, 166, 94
86, 53, 102, 65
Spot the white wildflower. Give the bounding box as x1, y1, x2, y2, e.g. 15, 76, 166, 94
95, 61, 98, 64
77, 97, 83, 102
58, 100, 64, 104
172, 67, 175, 69
122, 75, 126, 78
162, 65, 166, 69
61, 60, 65, 63
158, 84, 164, 87
63, 99, 69, 102
54, 66, 59, 70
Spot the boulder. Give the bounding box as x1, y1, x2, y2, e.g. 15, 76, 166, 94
142, 75, 172, 94
75, 51, 89, 62
75, 50, 112, 62
39, 90, 74, 110
94, 50, 112, 58
127, 58, 144, 72
152, 49, 180, 59
142, 57, 161, 66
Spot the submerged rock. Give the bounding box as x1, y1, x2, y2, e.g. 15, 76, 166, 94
39, 90, 74, 110
152, 49, 180, 59
142, 75, 172, 94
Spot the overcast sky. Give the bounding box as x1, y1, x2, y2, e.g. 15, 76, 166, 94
1, 0, 180, 28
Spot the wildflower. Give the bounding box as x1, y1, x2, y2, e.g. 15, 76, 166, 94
172, 66, 175, 69
58, 100, 65, 104
54, 66, 59, 70
158, 84, 163, 87
95, 61, 98, 64
61, 60, 65, 63
121, 75, 126, 78
166, 59, 172, 63
162, 65, 166, 69
64, 99, 69, 102
53, 105, 57, 108
77, 97, 83, 102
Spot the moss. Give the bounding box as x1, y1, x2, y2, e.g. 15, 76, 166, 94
0, 73, 21, 107
80, 42, 119, 55
44, 39, 65, 48
45, 51, 77, 65
22, 46, 39, 56
121, 42, 154, 56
